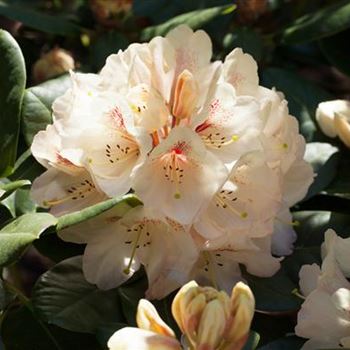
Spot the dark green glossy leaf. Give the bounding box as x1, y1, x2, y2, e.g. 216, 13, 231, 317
0, 1, 81, 36
281, 0, 350, 44
1, 304, 103, 350
325, 155, 350, 199
0, 213, 57, 267
141, 4, 235, 40
241, 267, 302, 313
57, 194, 141, 231
282, 247, 321, 284
118, 275, 148, 326
90, 31, 129, 71
293, 210, 350, 247
0, 279, 13, 311
32, 256, 125, 334
223, 27, 263, 61
258, 336, 304, 350
303, 142, 340, 200
261, 68, 332, 142
21, 75, 71, 145
319, 29, 350, 77
0, 30, 26, 177
95, 323, 128, 347
34, 231, 85, 263
243, 331, 260, 350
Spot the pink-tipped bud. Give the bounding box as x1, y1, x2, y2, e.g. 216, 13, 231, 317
172, 281, 255, 350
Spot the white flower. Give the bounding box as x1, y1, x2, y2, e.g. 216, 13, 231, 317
133, 126, 228, 224
316, 100, 350, 137
59, 206, 198, 299
190, 232, 280, 294
194, 151, 281, 240
31, 167, 106, 216
221, 48, 259, 96
295, 229, 350, 349
30, 24, 314, 296
31, 122, 106, 216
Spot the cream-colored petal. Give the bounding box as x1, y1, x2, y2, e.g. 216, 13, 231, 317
137, 299, 175, 337
299, 264, 321, 297
108, 327, 181, 350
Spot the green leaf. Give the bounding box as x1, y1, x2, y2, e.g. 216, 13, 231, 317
57, 194, 141, 231
282, 247, 321, 284
0, 279, 13, 311
325, 155, 350, 199
21, 74, 71, 145
141, 4, 236, 40
319, 29, 350, 77
0, 180, 31, 200
223, 28, 263, 61
90, 31, 129, 71
118, 275, 148, 326
0, 213, 57, 267
243, 331, 260, 350
32, 256, 125, 334
303, 142, 340, 200
241, 267, 302, 313
258, 336, 304, 350
293, 210, 350, 247
1, 304, 103, 350
281, 0, 350, 44
0, 30, 26, 177
0, 1, 81, 36
261, 68, 332, 142
95, 323, 128, 347
34, 231, 85, 263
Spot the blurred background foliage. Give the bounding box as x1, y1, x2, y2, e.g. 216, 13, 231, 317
1, 0, 350, 349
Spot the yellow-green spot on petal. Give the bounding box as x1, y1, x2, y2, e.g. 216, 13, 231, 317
87, 91, 93, 97
241, 212, 248, 219
88, 158, 93, 164
174, 192, 181, 199
282, 143, 288, 149
232, 135, 239, 142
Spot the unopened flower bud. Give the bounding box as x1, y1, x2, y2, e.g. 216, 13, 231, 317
172, 280, 255, 350
137, 299, 175, 338
89, 0, 132, 28
33, 48, 74, 83
224, 282, 255, 348
316, 100, 350, 138
334, 113, 350, 148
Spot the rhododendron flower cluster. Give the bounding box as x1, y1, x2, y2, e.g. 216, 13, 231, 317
31, 25, 313, 298
295, 229, 350, 349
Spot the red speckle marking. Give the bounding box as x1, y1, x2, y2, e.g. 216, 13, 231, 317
171, 141, 190, 155
110, 106, 125, 128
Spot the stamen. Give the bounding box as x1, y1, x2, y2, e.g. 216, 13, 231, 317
276, 217, 299, 227
203, 252, 218, 289
215, 192, 248, 219
123, 225, 143, 275
152, 131, 160, 147
43, 180, 95, 207
292, 288, 306, 300
202, 133, 239, 149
